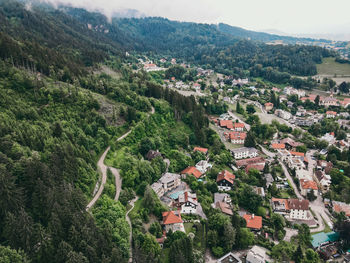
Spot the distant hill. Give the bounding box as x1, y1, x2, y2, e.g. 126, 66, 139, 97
216, 23, 332, 44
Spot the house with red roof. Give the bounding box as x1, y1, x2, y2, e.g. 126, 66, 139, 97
300, 179, 318, 196
243, 214, 262, 231
193, 147, 208, 155
332, 201, 350, 217
245, 163, 265, 173
271, 143, 285, 150
264, 102, 274, 111
162, 211, 185, 233
234, 122, 245, 131
181, 166, 202, 179
226, 131, 247, 144
219, 120, 234, 130
326, 111, 337, 118
216, 170, 235, 191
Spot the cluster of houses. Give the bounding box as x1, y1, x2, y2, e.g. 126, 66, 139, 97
213, 117, 248, 145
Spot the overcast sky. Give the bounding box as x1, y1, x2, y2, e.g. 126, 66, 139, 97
43, 0, 350, 36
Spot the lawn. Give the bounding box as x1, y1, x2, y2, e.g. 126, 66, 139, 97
105, 146, 128, 167
317, 57, 350, 76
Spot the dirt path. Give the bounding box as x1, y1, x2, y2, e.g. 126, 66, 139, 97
126, 196, 138, 263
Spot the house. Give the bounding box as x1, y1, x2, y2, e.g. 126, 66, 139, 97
316, 160, 333, 174
181, 166, 202, 179
195, 160, 212, 174
243, 214, 262, 230
332, 201, 350, 217
234, 122, 245, 131
193, 147, 208, 155
314, 170, 331, 193
320, 132, 335, 144
265, 173, 274, 188
217, 252, 242, 263
219, 120, 234, 130
226, 131, 247, 144
321, 96, 339, 107
245, 163, 265, 173
193, 83, 201, 91
246, 246, 270, 263
236, 156, 265, 168
296, 169, 312, 181
280, 138, 304, 150
213, 192, 231, 205
272, 198, 310, 220
171, 58, 176, 64
253, 186, 265, 197
326, 111, 337, 118
216, 170, 235, 191
264, 102, 274, 111
275, 109, 292, 120
271, 143, 285, 150
162, 211, 185, 233
176, 191, 198, 215
151, 182, 165, 197
231, 147, 258, 159
146, 150, 162, 161
159, 173, 181, 191
300, 179, 318, 196
215, 201, 233, 216
288, 199, 309, 220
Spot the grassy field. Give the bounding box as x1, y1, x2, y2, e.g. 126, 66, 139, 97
317, 57, 350, 76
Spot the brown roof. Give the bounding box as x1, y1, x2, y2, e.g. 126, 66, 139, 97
243, 214, 262, 229
326, 111, 337, 115
288, 199, 309, 210
181, 166, 202, 179
236, 156, 265, 167
216, 170, 235, 184
280, 138, 304, 147
162, 211, 183, 225
216, 201, 233, 215
245, 163, 265, 173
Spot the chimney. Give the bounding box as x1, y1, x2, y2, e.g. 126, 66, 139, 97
252, 214, 255, 219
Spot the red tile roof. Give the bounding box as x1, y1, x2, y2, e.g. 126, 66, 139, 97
193, 147, 208, 154
181, 166, 202, 179
289, 151, 305, 157
265, 102, 273, 107
216, 170, 235, 184
300, 179, 318, 190
333, 203, 350, 217
229, 132, 247, 141
219, 120, 234, 129
162, 211, 183, 225
326, 111, 337, 115
271, 143, 285, 149
216, 201, 233, 215
243, 214, 262, 229
272, 198, 289, 210
234, 122, 245, 129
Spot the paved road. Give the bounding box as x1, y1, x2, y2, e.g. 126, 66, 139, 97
126, 196, 138, 263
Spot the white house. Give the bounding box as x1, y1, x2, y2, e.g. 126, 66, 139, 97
275, 109, 292, 120
178, 192, 198, 215
231, 147, 258, 160
289, 199, 310, 220
195, 160, 212, 174
151, 173, 181, 197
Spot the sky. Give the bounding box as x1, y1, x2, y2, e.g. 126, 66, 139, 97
42, 0, 350, 37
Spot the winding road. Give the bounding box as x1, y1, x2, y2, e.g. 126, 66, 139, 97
86, 129, 132, 210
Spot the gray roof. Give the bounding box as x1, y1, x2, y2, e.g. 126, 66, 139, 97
232, 147, 258, 154
159, 173, 180, 184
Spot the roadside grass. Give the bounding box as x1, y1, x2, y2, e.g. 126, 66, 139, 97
317, 57, 350, 76
105, 146, 128, 167
129, 198, 143, 220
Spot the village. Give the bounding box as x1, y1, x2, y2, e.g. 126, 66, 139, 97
131, 55, 350, 262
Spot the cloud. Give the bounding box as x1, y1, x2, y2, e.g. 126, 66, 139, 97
38, 0, 350, 35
